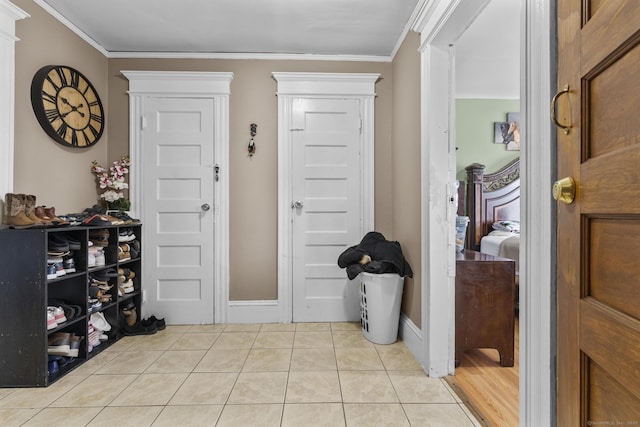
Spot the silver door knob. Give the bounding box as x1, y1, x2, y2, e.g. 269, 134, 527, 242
291, 200, 303, 209
201, 203, 211, 211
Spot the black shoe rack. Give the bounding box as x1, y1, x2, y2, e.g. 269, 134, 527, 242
0, 223, 142, 387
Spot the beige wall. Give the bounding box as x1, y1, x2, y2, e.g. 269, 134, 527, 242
391, 31, 422, 328
13, 0, 109, 214
108, 59, 394, 301
12, 2, 422, 319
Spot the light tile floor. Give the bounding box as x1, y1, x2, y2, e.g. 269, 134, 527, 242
0, 322, 481, 426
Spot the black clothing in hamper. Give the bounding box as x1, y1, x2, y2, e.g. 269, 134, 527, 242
337, 231, 413, 280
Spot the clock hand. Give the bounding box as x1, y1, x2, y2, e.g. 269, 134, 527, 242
60, 97, 86, 118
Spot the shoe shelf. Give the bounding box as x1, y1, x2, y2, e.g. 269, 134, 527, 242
0, 223, 142, 387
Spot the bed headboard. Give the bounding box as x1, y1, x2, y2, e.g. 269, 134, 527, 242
464, 158, 520, 251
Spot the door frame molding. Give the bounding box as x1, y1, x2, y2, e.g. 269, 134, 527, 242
272, 72, 379, 322
122, 70, 234, 323
412, 0, 554, 425
0, 1, 28, 208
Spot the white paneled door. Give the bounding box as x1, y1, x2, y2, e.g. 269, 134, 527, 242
291, 98, 363, 322
142, 97, 216, 324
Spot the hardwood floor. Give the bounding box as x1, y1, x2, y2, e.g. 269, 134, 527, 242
445, 317, 519, 427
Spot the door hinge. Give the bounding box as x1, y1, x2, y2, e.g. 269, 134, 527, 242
141, 116, 147, 130
214, 164, 220, 181
359, 117, 363, 134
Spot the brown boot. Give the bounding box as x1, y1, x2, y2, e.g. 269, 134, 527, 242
3, 193, 36, 229
24, 195, 51, 226
44, 206, 69, 226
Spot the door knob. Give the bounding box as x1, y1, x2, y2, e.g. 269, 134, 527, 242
201, 203, 211, 211
291, 200, 303, 209
552, 177, 575, 204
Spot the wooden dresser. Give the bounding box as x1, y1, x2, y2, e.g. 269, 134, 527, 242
455, 249, 516, 367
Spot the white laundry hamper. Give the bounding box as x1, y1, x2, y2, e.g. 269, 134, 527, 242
358, 272, 405, 345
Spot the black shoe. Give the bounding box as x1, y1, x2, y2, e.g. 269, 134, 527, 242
147, 315, 166, 331
140, 318, 159, 334
121, 322, 156, 336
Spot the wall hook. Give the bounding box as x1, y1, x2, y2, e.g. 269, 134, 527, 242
248, 123, 257, 157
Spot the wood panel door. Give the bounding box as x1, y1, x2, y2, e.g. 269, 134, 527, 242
556, 0, 640, 425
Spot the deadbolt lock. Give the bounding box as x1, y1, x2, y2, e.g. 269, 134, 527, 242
552, 177, 576, 204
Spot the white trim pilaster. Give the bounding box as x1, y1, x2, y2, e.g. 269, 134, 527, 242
0, 1, 28, 208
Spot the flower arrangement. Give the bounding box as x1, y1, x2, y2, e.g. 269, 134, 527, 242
91, 156, 131, 211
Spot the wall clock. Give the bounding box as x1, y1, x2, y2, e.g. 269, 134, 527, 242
30, 65, 104, 148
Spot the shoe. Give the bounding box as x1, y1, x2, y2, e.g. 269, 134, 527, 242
122, 279, 134, 294
90, 312, 112, 332
48, 234, 70, 253
64, 234, 82, 250
54, 262, 66, 277
140, 318, 159, 334
83, 214, 111, 226
43, 207, 69, 226
48, 355, 60, 374
88, 252, 96, 268
24, 195, 52, 226
147, 315, 166, 331
92, 268, 120, 281
48, 306, 67, 325
47, 263, 57, 280
122, 322, 156, 336
2, 193, 36, 229
118, 228, 136, 242
48, 332, 71, 354
118, 244, 131, 262
63, 256, 76, 274
94, 250, 105, 267
47, 310, 57, 330
122, 306, 137, 326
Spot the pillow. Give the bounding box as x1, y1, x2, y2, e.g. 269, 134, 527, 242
492, 220, 520, 233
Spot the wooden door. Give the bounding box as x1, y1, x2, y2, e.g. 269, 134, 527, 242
557, 0, 640, 424
291, 98, 362, 322
142, 96, 216, 324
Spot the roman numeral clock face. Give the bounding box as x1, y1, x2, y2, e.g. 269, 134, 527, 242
31, 65, 104, 148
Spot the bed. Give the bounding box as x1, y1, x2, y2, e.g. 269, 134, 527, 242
461, 158, 520, 306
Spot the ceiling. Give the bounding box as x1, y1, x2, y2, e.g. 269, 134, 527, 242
37, 0, 421, 59
35, 0, 520, 97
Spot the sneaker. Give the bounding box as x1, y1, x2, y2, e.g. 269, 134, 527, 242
122, 322, 156, 336
118, 228, 136, 242
54, 262, 66, 277
88, 252, 96, 268
47, 310, 57, 330
95, 250, 105, 267
46, 263, 57, 280
64, 234, 81, 250
48, 234, 69, 253
122, 279, 134, 294
48, 306, 67, 325
63, 256, 76, 274
90, 312, 112, 332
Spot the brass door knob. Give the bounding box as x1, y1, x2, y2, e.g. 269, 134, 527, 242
553, 177, 575, 204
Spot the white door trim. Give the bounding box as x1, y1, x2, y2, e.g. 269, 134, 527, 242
272, 72, 379, 323
0, 1, 28, 205
122, 70, 233, 324
412, 0, 553, 425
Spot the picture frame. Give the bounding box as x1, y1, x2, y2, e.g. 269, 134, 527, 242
493, 112, 521, 151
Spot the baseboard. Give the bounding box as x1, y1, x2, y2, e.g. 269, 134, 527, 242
227, 300, 280, 324
398, 313, 424, 369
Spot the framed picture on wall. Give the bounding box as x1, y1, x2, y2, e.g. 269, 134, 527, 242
493, 112, 521, 151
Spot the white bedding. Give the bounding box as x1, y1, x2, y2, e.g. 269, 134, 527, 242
481, 231, 520, 275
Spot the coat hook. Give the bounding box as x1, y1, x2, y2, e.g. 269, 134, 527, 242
248, 123, 257, 157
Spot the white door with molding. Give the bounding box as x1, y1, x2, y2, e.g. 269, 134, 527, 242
291, 98, 363, 322
142, 96, 216, 324
274, 72, 378, 324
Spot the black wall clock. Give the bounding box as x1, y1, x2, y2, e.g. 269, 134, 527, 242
31, 65, 104, 148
